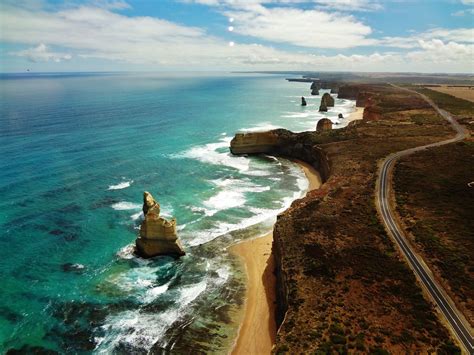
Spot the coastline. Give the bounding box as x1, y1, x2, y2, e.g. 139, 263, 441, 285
229, 160, 321, 355
346, 106, 364, 124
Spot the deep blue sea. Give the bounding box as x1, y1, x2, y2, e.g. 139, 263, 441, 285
0, 72, 356, 353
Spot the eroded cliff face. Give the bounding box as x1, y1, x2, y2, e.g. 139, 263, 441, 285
230, 129, 331, 182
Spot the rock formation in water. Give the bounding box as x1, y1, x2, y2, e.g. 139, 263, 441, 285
311, 81, 320, 91
321, 93, 335, 107
311, 81, 321, 95
316, 118, 332, 132
135, 191, 185, 258
338, 113, 344, 119
319, 100, 328, 112
301, 97, 307, 106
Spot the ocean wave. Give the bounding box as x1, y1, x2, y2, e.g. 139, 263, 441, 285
201, 178, 271, 216
174, 137, 250, 172
203, 190, 246, 216
108, 180, 133, 190
238, 123, 282, 132
111, 201, 142, 211
94, 281, 207, 352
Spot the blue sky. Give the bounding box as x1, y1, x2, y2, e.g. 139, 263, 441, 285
0, 0, 473, 73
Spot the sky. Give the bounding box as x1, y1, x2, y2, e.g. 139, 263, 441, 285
0, 0, 473, 73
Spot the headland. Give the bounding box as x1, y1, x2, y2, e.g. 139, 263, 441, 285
229, 81, 472, 353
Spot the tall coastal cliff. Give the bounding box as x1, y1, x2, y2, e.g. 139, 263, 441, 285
230, 129, 331, 182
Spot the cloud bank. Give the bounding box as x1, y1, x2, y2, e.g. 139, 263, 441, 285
1, 1, 473, 72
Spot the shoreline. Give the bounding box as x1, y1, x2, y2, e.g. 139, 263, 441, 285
229, 160, 321, 355
345, 106, 364, 124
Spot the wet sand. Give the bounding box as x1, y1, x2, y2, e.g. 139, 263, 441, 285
230, 161, 321, 355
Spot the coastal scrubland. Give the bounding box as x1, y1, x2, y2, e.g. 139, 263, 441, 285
408, 86, 474, 117
393, 91, 474, 327
269, 84, 462, 353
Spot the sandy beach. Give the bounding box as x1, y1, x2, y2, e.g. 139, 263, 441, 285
347, 106, 364, 123
230, 161, 321, 355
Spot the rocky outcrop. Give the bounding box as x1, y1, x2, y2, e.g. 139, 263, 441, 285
301, 97, 307, 106
135, 192, 185, 258
310, 81, 320, 91
321, 93, 335, 107
337, 85, 361, 100
229, 131, 280, 155
338, 113, 344, 119
356, 91, 373, 107
319, 101, 327, 112
316, 118, 332, 132
311, 81, 321, 95
230, 129, 331, 182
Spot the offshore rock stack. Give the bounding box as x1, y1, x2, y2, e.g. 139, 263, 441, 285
135, 191, 185, 258
301, 97, 307, 106
319, 93, 335, 112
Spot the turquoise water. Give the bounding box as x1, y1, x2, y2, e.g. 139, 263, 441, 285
0, 72, 356, 353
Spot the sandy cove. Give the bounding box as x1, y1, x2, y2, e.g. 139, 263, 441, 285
346, 106, 364, 124
229, 107, 363, 355
229, 162, 321, 355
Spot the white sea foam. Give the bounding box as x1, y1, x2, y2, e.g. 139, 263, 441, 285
143, 282, 171, 303
201, 178, 272, 216
238, 123, 281, 132
111, 202, 142, 211
95, 281, 207, 353
203, 190, 246, 216
176, 137, 250, 172
117, 244, 136, 260
108, 180, 133, 190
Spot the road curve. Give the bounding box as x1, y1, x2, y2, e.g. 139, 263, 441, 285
376, 85, 473, 353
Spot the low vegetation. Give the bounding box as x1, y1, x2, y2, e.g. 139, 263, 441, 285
394, 141, 474, 325
273, 84, 460, 353
409, 86, 474, 117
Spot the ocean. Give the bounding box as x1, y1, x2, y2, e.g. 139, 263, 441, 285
0, 72, 356, 353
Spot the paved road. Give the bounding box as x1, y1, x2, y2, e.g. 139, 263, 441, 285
376, 85, 473, 353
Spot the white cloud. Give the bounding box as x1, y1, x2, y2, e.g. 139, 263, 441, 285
226, 6, 374, 49
452, 8, 474, 16
0, 2, 473, 73
185, 0, 382, 12
376, 28, 474, 49
10, 43, 72, 62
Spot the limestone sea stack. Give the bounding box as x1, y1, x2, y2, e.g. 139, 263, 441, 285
319, 92, 334, 112
321, 92, 335, 107
338, 113, 344, 119
135, 191, 185, 258
319, 100, 328, 112
301, 97, 307, 106
316, 118, 332, 132
311, 88, 319, 96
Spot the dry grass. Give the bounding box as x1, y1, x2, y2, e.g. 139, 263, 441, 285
429, 86, 474, 103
